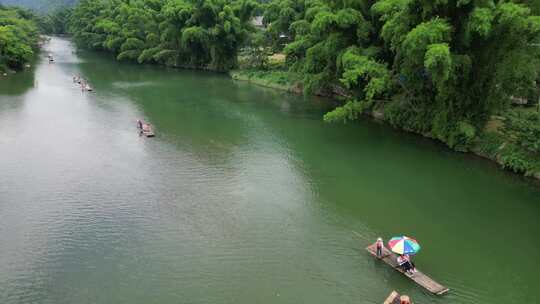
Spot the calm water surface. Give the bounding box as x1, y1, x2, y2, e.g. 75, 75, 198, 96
1, 37, 539, 304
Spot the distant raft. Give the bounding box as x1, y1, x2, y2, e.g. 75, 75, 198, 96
137, 120, 155, 137
77, 78, 93, 92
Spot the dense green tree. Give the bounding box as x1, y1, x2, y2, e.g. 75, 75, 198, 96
373, 0, 540, 149
282, 1, 378, 95
0, 6, 39, 71
38, 7, 72, 34
262, 0, 306, 50
69, 0, 258, 71
264, 0, 540, 150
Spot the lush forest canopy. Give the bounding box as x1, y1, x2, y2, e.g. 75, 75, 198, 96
38, 7, 71, 34
69, 0, 259, 71
0, 5, 39, 71
261, 0, 540, 150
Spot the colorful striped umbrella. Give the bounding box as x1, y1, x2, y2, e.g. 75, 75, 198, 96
388, 236, 421, 255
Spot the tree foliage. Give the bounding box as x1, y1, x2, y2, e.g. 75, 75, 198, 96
69, 0, 258, 71
0, 5, 39, 71
503, 110, 540, 154
38, 7, 72, 34
261, 0, 540, 149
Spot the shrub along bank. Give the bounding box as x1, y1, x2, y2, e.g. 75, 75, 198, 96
474, 109, 540, 178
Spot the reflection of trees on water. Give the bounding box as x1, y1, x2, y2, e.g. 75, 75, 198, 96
0, 68, 36, 96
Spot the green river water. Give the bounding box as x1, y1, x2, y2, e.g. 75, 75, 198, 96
1, 37, 539, 304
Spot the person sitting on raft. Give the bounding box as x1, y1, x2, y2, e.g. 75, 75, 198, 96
375, 237, 384, 258
397, 254, 416, 275
400, 295, 411, 304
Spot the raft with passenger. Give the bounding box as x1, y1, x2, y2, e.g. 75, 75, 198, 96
77, 78, 93, 92
137, 120, 155, 137
367, 242, 449, 295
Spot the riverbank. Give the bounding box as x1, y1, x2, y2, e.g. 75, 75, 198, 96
230, 69, 540, 181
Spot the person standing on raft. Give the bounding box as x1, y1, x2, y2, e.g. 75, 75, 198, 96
376, 237, 384, 258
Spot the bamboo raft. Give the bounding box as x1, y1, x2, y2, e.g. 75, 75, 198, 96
383, 291, 401, 304
142, 129, 155, 137
138, 123, 155, 137
367, 243, 449, 295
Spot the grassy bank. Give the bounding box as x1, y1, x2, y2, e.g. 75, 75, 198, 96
230, 68, 540, 181
229, 69, 301, 93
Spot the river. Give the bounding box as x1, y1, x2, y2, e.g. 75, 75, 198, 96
1, 37, 539, 304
